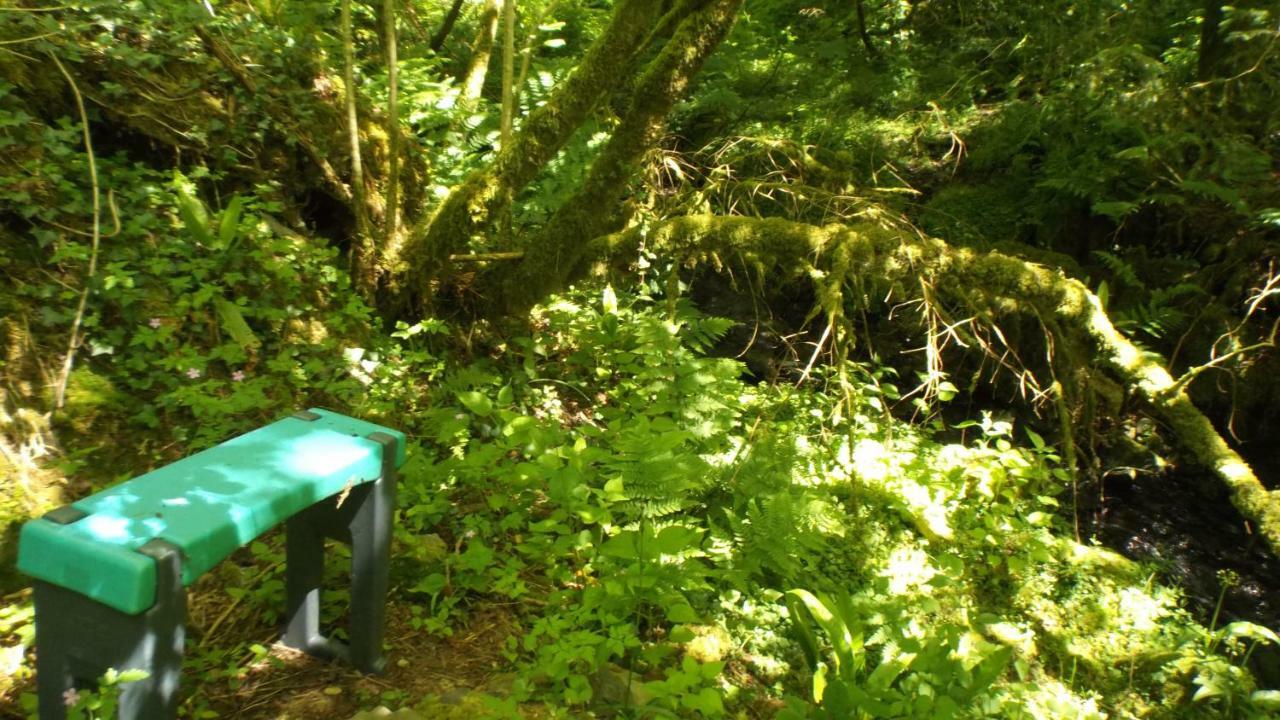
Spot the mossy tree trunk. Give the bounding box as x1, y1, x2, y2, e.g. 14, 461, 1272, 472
492, 0, 744, 312
460, 0, 501, 106
395, 0, 674, 295
576, 215, 1280, 558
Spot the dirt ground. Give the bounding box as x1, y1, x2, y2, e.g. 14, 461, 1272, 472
0, 581, 524, 719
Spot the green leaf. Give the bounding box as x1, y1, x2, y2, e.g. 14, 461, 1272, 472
600, 531, 638, 559
217, 195, 245, 251
681, 687, 723, 715
177, 191, 213, 246
1223, 621, 1280, 645
213, 297, 260, 349
1251, 689, 1280, 710
457, 390, 493, 416
1092, 200, 1137, 219
603, 477, 627, 501
1113, 146, 1150, 161
655, 525, 701, 555
667, 602, 699, 623
602, 285, 618, 314
670, 625, 695, 643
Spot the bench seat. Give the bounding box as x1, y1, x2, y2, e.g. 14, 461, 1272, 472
17, 408, 406, 615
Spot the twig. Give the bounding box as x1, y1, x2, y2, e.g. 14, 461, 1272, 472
200, 562, 283, 645
448, 251, 524, 262
1163, 339, 1276, 398
35, 189, 120, 238
0, 31, 59, 44
794, 315, 833, 387
48, 52, 100, 412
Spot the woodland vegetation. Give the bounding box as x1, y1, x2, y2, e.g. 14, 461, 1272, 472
1, 0, 1279, 717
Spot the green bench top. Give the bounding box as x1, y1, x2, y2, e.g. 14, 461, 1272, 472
17, 409, 406, 615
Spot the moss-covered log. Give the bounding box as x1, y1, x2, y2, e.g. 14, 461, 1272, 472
495, 0, 744, 312
585, 215, 1280, 557
397, 0, 673, 293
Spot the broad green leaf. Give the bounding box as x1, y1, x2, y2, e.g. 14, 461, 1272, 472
600, 531, 638, 559
1223, 621, 1280, 644
1251, 689, 1280, 709
666, 603, 698, 623
177, 191, 213, 246
457, 390, 493, 416
655, 525, 701, 555
217, 195, 245, 250
680, 687, 723, 715
213, 297, 260, 349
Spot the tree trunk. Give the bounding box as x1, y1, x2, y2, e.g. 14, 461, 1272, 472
500, 0, 517, 148
494, 0, 744, 311
460, 0, 500, 106
395, 0, 672, 294
1197, 0, 1225, 81
579, 214, 1280, 558
854, 0, 877, 60
384, 0, 400, 259
430, 0, 468, 52
341, 0, 375, 291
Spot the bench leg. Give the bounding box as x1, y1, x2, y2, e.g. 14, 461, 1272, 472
33, 539, 186, 720
33, 626, 72, 720
347, 433, 397, 673
280, 430, 397, 674
282, 510, 339, 660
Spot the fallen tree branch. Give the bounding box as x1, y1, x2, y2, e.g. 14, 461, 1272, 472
449, 251, 524, 262
587, 215, 1280, 558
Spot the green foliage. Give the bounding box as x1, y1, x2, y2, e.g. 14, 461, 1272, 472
3, 0, 1279, 717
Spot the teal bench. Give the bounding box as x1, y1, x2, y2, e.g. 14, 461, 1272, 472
17, 409, 405, 720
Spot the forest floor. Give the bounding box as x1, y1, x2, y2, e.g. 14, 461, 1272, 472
2, 466, 1278, 719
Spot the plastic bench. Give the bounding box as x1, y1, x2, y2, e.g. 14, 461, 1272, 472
17, 408, 405, 720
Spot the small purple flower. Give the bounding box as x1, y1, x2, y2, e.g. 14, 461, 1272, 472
148, 317, 162, 329
186, 368, 201, 380
231, 370, 245, 382
63, 688, 80, 707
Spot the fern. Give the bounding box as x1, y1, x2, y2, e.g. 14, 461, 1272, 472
1092, 250, 1144, 289
683, 315, 736, 352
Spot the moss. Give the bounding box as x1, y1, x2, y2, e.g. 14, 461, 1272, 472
490, 0, 745, 313
587, 213, 1280, 558
400, 0, 667, 292
56, 366, 123, 438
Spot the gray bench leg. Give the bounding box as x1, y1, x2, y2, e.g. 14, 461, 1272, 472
33, 539, 186, 720
281, 430, 398, 673
348, 432, 397, 673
